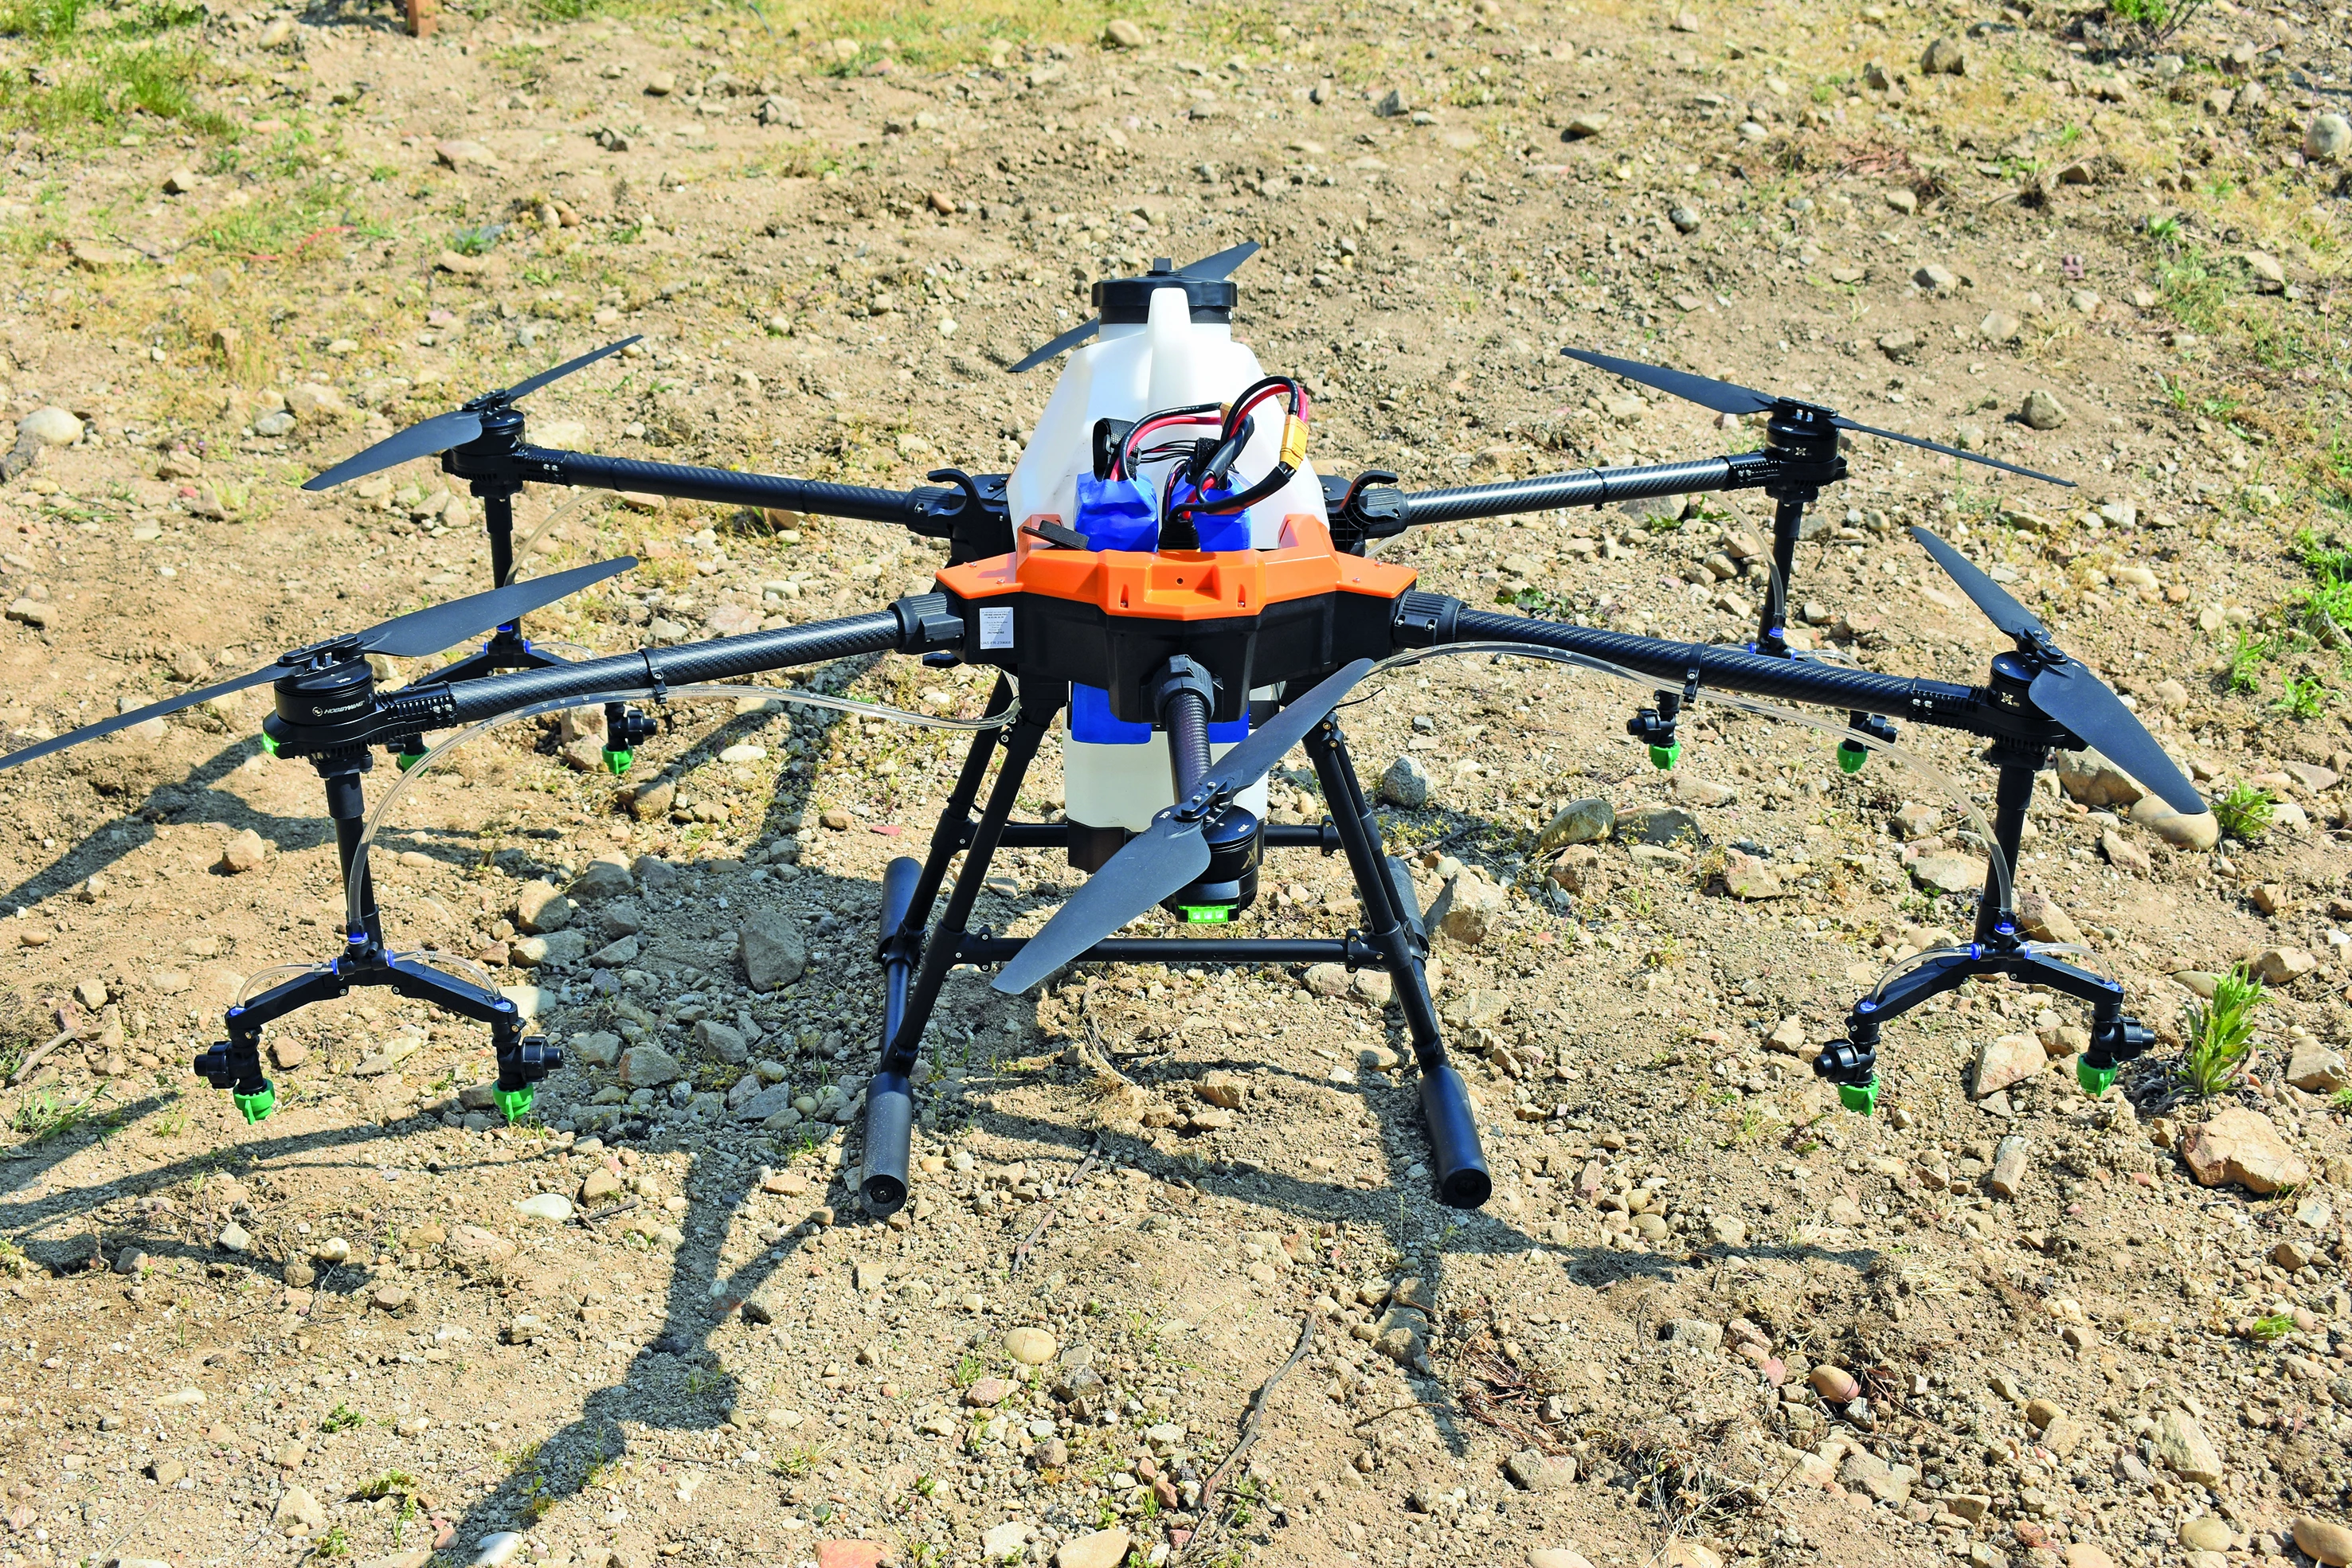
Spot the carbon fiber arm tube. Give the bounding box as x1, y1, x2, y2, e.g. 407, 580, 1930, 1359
1394, 453, 1768, 527
509, 446, 954, 528
1397, 595, 1983, 729
432, 605, 930, 726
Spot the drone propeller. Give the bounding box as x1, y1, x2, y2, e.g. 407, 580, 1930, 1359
1908, 526, 2205, 817
303, 335, 643, 491
1006, 242, 1262, 375
994, 657, 1375, 993
1560, 348, 2075, 489
0, 557, 636, 774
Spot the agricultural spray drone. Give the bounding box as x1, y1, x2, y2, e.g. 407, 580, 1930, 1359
0, 242, 2207, 1215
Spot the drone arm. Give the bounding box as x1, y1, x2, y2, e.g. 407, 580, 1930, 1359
1357, 451, 1774, 535
1395, 593, 1982, 731
432, 596, 961, 728
504, 445, 1002, 542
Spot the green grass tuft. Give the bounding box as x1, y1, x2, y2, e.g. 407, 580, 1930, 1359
2177, 961, 2262, 1099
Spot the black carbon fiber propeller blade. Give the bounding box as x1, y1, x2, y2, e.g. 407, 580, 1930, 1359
355, 556, 636, 659
1908, 526, 2049, 643
1563, 349, 2073, 488
1178, 240, 1261, 280
2026, 662, 2207, 817
1835, 416, 2075, 487
303, 407, 486, 493
0, 557, 635, 773
0, 666, 286, 774
1560, 349, 1778, 417
994, 659, 1373, 993
1908, 527, 2203, 817
1008, 244, 1262, 373
303, 335, 641, 491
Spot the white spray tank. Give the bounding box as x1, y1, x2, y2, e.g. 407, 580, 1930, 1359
1004, 260, 1329, 841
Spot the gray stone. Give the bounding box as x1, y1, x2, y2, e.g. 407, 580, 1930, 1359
1838, 1448, 1912, 1504
511, 929, 588, 967
1504, 1449, 1579, 1490
1987, 1135, 2030, 1198
2021, 389, 2068, 430
738, 909, 808, 991
514, 881, 572, 933
1379, 754, 1430, 808
571, 1030, 622, 1068
1539, 796, 1614, 847
2289, 1042, 2352, 1093
734, 1082, 798, 1122
565, 858, 636, 902
1616, 805, 1699, 847
2057, 746, 2149, 808
1975, 1034, 2045, 1098
1437, 874, 1507, 945
617, 1046, 684, 1088
18, 406, 81, 446
2308, 113, 2352, 162
1661, 1318, 1724, 1351
588, 935, 639, 968
694, 1019, 749, 1062
1920, 35, 1966, 74
1910, 853, 1987, 894
2155, 1410, 2224, 1484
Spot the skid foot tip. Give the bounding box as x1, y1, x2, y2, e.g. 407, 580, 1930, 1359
1438, 1169, 1493, 1210
861, 1175, 908, 1215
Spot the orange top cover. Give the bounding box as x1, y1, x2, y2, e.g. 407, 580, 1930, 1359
934, 513, 1416, 620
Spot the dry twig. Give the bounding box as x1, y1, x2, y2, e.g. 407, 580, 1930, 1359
1180, 1312, 1318, 1563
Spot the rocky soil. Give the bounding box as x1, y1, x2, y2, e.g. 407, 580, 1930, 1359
0, 0, 2348, 1566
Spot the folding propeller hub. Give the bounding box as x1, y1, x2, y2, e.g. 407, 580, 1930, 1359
277, 634, 367, 670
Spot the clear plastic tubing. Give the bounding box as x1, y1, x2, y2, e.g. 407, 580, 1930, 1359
344, 682, 1020, 938
1364, 639, 2012, 915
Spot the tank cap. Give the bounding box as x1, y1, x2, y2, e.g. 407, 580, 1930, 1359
1094, 259, 1238, 326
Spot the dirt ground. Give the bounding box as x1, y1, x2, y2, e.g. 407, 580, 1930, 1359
0, 0, 2350, 1565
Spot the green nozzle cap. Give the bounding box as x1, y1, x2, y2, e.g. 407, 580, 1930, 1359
1836, 741, 1869, 774
601, 748, 634, 776
394, 751, 425, 772
1649, 742, 1681, 770
2077, 1058, 2119, 1097
233, 1085, 276, 1124
492, 1085, 536, 1123
259, 731, 280, 757
1836, 1076, 1880, 1116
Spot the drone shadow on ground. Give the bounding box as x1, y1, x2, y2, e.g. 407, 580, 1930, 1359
1, 675, 1884, 1558
0, 733, 538, 934
0, 1073, 1882, 1562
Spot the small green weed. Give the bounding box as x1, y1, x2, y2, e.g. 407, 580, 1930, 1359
2156, 245, 2232, 336
2276, 675, 2327, 719
2225, 631, 2270, 693
2251, 1311, 2295, 1342
10, 1090, 88, 1142
312, 1523, 352, 1558
449, 222, 504, 256
2176, 962, 2262, 1100
357, 1469, 415, 1500
321, 1403, 364, 1433
2213, 783, 2275, 840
